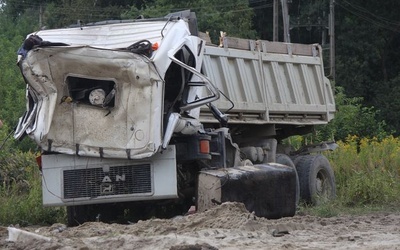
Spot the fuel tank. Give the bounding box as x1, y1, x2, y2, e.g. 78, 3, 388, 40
197, 163, 297, 219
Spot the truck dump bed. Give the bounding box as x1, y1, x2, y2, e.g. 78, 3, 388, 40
200, 37, 335, 125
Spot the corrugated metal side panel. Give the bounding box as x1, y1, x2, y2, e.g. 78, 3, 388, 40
262, 54, 325, 111
201, 45, 335, 125
202, 48, 266, 113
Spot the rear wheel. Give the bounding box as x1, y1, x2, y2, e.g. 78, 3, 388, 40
275, 154, 300, 207
295, 154, 336, 205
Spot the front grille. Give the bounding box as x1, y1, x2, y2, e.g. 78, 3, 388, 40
63, 164, 152, 199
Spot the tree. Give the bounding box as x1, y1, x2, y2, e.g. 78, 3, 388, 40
0, 7, 38, 125
316, 87, 389, 142
136, 0, 257, 42
334, 0, 400, 135
0, 6, 39, 151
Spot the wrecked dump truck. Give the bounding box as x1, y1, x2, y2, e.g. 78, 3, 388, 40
15, 11, 337, 226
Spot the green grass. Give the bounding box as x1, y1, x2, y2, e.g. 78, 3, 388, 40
299, 135, 400, 218
298, 199, 400, 218
0, 149, 64, 226
329, 136, 400, 205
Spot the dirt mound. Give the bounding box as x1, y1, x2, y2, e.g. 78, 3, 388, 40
2, 202, 400, 250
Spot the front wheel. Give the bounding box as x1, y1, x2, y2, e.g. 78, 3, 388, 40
295, 154, 336, 205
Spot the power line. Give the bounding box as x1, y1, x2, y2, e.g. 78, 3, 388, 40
336, 0, 400, 33
341, 0, 400, 25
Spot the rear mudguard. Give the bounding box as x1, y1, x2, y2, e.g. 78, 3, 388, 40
197, 164, 297, 219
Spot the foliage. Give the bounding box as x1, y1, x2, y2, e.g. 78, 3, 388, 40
300, 136, 400, 217
136, 0, 257, 43
316, 86, 390, 142
0, 120, 65, 225
326, 136, 400, 207
0, 10, 36, 127
374, 75, 400, 134
0, 10, 39, 151
0, 148, 64, 226
44, 1, 131, 28
287, 86, 389, 147
334, 0, 400, 136
1, 124, 59, 226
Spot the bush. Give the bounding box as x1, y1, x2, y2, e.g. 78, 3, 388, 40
326, 136, 400, 206
0, 143, 65, 226
316, 87, 390, 142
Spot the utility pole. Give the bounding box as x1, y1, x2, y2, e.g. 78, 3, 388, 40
281, 0, 290, 43
273, 0, 279, 41
39, 3, 43, 28
321, 14, 326, 46
329, 0, 335, 81
273, 0, 291, 43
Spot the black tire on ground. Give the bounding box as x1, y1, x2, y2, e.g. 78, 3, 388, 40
295, 154, 336, 205
275, 154, 300, 207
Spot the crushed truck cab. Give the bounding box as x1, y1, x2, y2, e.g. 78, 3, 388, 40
15, 16, 218, 159
15, 11, 336, 226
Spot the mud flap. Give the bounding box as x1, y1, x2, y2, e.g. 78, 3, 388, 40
197, 164, 297, 219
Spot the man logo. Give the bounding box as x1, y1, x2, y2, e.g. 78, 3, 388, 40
101, 183, 114, 194
100, 174, 126, 195
102, 174, 126, 183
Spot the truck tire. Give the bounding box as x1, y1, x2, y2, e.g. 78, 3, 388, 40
275, 154, 300, 207
295, 154, 336, 205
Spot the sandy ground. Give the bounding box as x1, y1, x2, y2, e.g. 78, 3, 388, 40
1, 202, 400, 250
